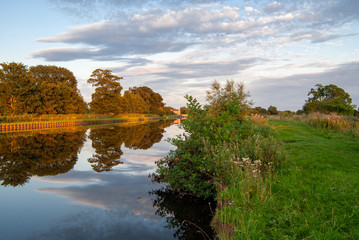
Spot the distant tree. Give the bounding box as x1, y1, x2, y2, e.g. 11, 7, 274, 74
267, 105, 278, 115
296, 109, 305, 115
163, 106, 176, 115
120, 90, 149, 114
88, 69, 123, 114
303, 84, 356, 115
206, 80, 252, 119
180, 107, 189, 114
129, 86, 165, 115
254, 106, 269, 115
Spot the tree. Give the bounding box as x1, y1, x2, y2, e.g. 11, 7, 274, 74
29, 65, 87, 114
0, 62, 35, 115
180, 107, 189, 115
303, 84, 356, 115
206, 80, 252, 119
254, 106, 269, 115
163, 106, 176, 115
88, 69, 123, 114
267, 105, 278, 115
0, 63, 87, 115
129, 86, 165, 115
120, 90, 149, 114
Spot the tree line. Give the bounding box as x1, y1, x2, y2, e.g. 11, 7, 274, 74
252, 84, 357, 116
0, 62, 174, 116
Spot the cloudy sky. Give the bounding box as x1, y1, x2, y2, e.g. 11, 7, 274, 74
2, 0, 359, 110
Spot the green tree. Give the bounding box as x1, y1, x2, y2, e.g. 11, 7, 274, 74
129, 86, 165, 115
206, 80, 252, 119
267, 105, 278, 115
29, 65, 87, 114
0, 63, 86, 115
304, 84, 356, 115
120, 90, 149, 114
88, 69, 123, 114
163, 106, 175, 115
0, 62, 35, 115
254, 106, 269, 115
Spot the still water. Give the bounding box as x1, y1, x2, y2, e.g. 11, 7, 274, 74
0, 120, 215, 240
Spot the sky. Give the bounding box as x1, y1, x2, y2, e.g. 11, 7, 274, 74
1, 0, 359, 111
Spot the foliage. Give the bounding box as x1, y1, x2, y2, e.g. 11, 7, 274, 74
253, 106, 269, 115
266, 113, 359, 136
250, 114, 268, 125
129, 86, 166, 115
0, 62, 87, 115
206, 80, 252, 120
304, 83, 356, 115
267, 105, 278, 115
214, 120, 359, 239
307, 113, 359, 135
29, 65, 87, 114
163, 106, 176, 115
0, 62, 34, 115
180, 106, 189, 114
154, 81, 284, 199
88, 69, 123, 114
120, 90, 149, 114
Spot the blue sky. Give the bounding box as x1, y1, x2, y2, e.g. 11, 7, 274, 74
1, 0, 359, 110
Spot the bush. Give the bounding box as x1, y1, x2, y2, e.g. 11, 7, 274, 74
153, 95, 285, 199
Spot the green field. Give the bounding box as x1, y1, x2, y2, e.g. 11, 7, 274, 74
215, 120, 359, 239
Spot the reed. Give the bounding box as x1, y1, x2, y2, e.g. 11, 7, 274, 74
266, 113, 359, 135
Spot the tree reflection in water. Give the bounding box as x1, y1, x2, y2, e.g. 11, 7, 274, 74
0, 120, 217, 240
88, 120, 174, 172
150, 187, 216, 240
0, 120, 176, 185
0, 128, 87, 187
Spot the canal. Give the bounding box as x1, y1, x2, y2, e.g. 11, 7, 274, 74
0, 120, 215, 240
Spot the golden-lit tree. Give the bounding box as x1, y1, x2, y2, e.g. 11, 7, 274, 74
88, 69, 123, 114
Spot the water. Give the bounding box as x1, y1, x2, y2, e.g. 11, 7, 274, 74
0, 120, 215, 240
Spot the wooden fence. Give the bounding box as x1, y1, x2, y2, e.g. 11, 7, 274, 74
0, 118, 160, 133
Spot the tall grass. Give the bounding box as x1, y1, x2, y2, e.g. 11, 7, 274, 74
214, 120, 359, 239
267, 113, 359, 135
210, 135, 284, 239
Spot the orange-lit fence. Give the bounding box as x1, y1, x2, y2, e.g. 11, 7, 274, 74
0, 118, 160, 133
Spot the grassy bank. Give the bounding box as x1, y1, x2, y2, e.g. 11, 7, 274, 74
0, 113, 175, 125
214, 120, 359, 239
267, 113, 359, 136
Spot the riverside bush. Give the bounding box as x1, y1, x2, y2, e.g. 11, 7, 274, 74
153, 95, 285, 199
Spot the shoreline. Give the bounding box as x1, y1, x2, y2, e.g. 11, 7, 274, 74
0, 116, 177, 133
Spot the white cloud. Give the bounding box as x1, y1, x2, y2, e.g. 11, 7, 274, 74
28, 0, 359, 110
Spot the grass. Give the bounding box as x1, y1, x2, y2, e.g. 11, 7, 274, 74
214, 120, 359, 239
267, 113, 359, 136
0, 113, 169, 125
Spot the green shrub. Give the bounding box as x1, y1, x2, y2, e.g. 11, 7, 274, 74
153, 95, 285, 199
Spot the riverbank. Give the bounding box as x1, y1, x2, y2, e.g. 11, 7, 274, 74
0, 114, 178, 133
214, 120, 359, 239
